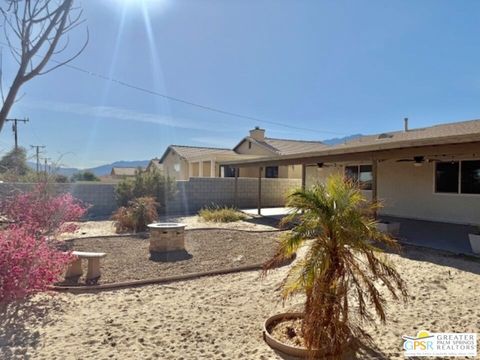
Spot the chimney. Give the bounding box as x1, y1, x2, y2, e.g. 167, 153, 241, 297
404, 117, 409, 132
249, 126, 265, 141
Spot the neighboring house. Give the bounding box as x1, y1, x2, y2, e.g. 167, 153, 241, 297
222, 119, 480, 226
146, 158, 164, 173
110, 167, 141, 178
157, 127, 327, 180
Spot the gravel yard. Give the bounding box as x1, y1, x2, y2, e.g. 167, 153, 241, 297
60, 229, 286, 285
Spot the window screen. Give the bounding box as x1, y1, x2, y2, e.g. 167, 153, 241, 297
435, 162, 459, 193
461, 160, 480, 194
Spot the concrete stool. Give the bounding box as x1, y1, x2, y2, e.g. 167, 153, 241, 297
65, 251, 106, 285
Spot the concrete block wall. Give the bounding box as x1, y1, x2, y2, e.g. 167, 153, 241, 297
0, 182, 117, 218
0, 178, 301, 218
164, 177, 302, 215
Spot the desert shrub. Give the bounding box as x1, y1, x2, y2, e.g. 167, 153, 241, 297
112, 196, 158, 233
0, 183, 87, 238
198, 205, 247, 223
115, 168, 176, 209
0, 185, 86, 305
0, 228, 73, 304
70, 171, 100, 182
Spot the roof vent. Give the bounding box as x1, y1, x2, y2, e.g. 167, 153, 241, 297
378, 133, 394, 139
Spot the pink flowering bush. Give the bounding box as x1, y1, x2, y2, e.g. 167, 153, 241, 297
0, 184, 87, 304
0, 184, 87, 238
0, 228, 73, 303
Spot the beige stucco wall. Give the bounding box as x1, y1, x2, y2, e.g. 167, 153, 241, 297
305, 157, 480, 225
235, 140, 274, 156
377, 160, 480, 225
162, 151, 189, 180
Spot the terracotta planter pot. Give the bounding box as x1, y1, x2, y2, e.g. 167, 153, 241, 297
263, 312, 320, 358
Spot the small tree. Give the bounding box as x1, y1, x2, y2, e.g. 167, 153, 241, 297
0, 0, 88, 132
115, 169, 176, 209
264, 175, 408, 358
70, 171, 100, 182
0, 147, 30, 175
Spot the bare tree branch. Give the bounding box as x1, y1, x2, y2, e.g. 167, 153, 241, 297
0, 0, 88, 132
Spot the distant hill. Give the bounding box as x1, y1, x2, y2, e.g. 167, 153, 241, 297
24, 134, 364, 177
322, 134, 363, 145
28, 160, 150, 177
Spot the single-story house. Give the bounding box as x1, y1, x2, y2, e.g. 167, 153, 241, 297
146, 158, 164, 173
110, 167, 141, 178
221, 119, 480, 226
157, 127, 328, 180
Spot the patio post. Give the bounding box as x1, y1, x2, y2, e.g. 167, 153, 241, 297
301, 164, 306, 190
234, 168, 238, 208
258, 167, 263, 215
210, 159, 216, 178
199, 161, 203, 177
372, 159, 378, 219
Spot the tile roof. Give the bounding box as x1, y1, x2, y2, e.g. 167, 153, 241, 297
111, 167, 139, 176
330, 118, 480, 151
261, 137, 328, 155
165, 145, 238, 161
221, 119, 480, 166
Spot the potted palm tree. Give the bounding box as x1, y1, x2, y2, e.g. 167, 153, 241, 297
263, 175, 408, 359
468, 226, 480, 254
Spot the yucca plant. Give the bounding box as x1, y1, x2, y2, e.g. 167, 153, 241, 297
264, 174, 408, 358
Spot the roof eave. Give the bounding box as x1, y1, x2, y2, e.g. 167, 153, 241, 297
220, 133, 480, 167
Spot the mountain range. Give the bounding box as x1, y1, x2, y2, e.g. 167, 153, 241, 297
28, 134, 362, 177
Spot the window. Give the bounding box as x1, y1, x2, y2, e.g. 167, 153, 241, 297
248, 141, 252, 149
435, 160, 480, 195
461, 160, 480, 194
265, 166, 279, 178
359, 165, 373, 190
220, 166, 238, 178
345, 165, 372, 190
345, 166, 358, 183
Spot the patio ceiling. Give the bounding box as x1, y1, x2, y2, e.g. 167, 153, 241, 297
220, 140, 480, 168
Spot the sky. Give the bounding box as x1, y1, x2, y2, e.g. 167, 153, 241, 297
1, 0, 480, 168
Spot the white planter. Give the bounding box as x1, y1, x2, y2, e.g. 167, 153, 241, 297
468, 233, 480, 254
376, 221, 400, 237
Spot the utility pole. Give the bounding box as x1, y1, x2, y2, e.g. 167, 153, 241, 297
44, 157, 51, 174
30, 145, 45, 173
6, 118, 29, 150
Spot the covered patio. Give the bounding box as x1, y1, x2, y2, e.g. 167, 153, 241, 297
225, 120, 480, 256
242, 206, 476, 255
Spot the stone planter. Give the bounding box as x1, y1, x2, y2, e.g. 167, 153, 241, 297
376, 221, 400, 237
468, 233, 480, 254
148, 223, 186, 253
264, 312, 332, 358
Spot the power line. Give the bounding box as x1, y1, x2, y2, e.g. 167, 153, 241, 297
0, 41, 346, 136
